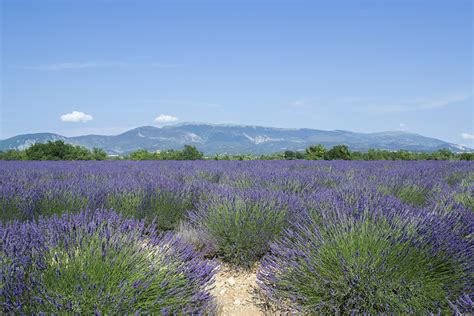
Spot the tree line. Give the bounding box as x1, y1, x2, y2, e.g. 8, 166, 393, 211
212, 144, 473, 160
0, 140, 472, 161
285, 144, 474, 161
127, 145, 204, 160
0, 141, 203, 161
0, 141, 108, 160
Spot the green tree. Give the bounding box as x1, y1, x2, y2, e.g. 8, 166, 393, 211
284, 150, 296, 160
129, 145, 203, 160
459, 152, 474, 161
92, 148, 108, 160
325, 145, 351, 160
0, 150, 27, 160
25, 141, 93, 160
432, 149, 453, 160
305, 144, 327, 160
129, 149, 156, 160
285, 150, 305, 160
349, 151, 364, 160
179, 145, 204, 160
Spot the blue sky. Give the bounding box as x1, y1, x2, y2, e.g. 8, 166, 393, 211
1, 0, 473, 146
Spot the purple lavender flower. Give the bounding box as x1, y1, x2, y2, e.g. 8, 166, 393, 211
1, 209, 217, 314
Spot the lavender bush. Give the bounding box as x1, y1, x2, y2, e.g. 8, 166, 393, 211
189, 188, 297, 267
1, 209, 217, 314
257, 191, 473, 313
175, 220, 218, 257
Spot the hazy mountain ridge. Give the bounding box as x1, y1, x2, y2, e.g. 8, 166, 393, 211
1, 123, 471, 155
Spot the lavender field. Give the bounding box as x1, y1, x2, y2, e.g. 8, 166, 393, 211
1, 160, 473, 314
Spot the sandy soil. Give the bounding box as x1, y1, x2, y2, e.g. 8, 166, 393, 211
211, 263, 265, 315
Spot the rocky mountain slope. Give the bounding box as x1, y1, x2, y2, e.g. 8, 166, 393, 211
1, 123, 471, 155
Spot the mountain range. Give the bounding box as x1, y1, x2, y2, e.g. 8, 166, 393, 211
0, 123, 471, 155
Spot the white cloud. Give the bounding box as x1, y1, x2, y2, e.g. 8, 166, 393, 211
461, 133, 474, 140
60, 111, 93, 122
289, 98, 315, 110
13, 61, 182, 71
154, 114, 178, 124
398, 123, 408, 131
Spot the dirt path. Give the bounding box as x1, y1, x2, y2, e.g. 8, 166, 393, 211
211, 263, 264, 315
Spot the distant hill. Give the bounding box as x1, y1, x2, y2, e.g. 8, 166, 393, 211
1, 123, 471, 155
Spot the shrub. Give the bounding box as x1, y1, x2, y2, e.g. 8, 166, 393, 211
175, 220, 217, 257
395, 184, 431, 207
180, 145, 204, 160
189, 188, 295, 267
377, 183, 432, 207
453, 173, 474, 211
24, 140, 95, 160
257, 196, 473, 314
103, 181, 196, 230
324, 145, 351, 160
446, 172, 466, 187
104, 189, 146, 218
38, 191, 90, 218
454, 190, 474, 212
305, 144, 326, 160
146, 185, 196, 231
1, 209, 217, 314
105, 189, 147, 217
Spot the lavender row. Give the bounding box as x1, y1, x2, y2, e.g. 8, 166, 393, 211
1, 160, 473, 313
257, 188, 473, 313
1, 209, 217, 314
1, 160, 472, 221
